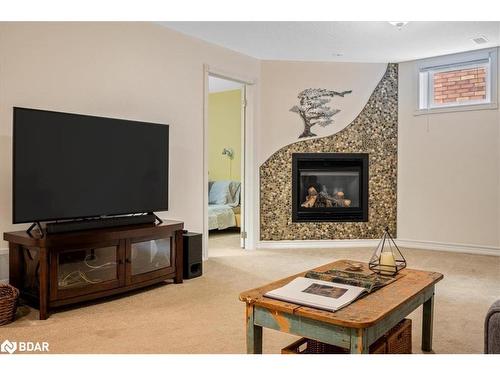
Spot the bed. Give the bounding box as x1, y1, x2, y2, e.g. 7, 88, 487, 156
208, 180, 241, 230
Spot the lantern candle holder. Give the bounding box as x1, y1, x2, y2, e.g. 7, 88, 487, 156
369, 227, 406, 276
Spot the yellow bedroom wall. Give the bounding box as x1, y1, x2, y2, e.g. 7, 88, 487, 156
208, 89, 242, 181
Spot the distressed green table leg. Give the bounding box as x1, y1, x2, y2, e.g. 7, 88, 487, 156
422, 293, 434, 352
246, 304, 263, 354
350, 328, 369, 354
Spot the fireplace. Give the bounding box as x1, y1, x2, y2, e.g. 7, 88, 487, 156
292, 153, 369, 222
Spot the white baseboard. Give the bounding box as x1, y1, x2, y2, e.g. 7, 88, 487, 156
257, 239, 380, 249
396, 239, 500, 256
257, 238, 500, 256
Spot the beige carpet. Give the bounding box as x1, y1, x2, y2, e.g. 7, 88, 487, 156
1, 231, 499, 354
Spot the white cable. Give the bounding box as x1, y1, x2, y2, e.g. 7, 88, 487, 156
84, 254, 117, 269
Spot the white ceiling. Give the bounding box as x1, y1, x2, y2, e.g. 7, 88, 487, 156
209, 76, 244, 93
161, 21, 500, 63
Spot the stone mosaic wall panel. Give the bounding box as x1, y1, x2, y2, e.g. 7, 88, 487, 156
260, 63, 398, 240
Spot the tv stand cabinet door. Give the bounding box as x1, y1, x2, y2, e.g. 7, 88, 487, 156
125, 233, 176, 285
49, 239, 125, 302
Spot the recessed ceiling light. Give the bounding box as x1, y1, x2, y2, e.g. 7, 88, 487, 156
472, 36, 489, 44
333, 52, 344, 57
388, 21, 409, 29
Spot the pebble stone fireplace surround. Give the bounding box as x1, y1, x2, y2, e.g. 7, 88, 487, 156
260, 63, 398, 240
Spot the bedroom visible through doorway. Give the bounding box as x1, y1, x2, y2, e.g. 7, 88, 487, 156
207, 75, 245, 251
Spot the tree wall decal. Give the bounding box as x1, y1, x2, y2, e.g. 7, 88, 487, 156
290, 88, 352, 138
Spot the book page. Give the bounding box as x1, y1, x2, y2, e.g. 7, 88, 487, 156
264, 277, 366, 312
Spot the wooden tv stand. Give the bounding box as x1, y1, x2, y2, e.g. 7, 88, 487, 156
4, 220, 184, 320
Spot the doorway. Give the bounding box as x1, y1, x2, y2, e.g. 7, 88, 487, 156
205, 74, 246, 256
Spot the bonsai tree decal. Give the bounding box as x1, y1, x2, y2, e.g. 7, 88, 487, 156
290, 88, 352, 138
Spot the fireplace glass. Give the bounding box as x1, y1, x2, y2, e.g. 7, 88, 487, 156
300, 170, 360, 208
292, 153, 368, 222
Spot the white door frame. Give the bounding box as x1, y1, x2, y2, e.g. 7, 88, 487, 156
202, 64, 257, 259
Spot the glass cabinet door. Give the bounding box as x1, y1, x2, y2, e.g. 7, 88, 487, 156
130, 238, 172, 276
53, 244, 122, 299
58, 247, 118, 289
127, 236, 174, 284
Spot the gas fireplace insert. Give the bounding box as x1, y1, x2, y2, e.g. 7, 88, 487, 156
292, 153, 369, 222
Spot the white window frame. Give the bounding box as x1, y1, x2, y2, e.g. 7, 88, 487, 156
415, 48, 498, 115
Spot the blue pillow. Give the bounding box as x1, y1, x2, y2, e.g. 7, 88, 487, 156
209, 180, 241, 205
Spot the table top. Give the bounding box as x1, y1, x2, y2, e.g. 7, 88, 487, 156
239, 259, 443, 328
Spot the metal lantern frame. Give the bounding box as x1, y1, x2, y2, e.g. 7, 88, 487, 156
369, 227, 406, 276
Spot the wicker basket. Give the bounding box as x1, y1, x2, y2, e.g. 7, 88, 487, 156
282, 319, 411, 354
0, 284, 19, 326
386, 318, 412, 353
282, 338, 348, 354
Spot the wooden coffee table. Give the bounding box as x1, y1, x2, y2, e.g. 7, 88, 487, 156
239, 259, 443, 354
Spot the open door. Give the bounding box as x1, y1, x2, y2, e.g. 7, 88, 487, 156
239, 85, 247, 248
205, 73, 247, 254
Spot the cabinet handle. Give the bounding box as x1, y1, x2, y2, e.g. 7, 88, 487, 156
126, 258, 131, 263
118, 259, 124, 265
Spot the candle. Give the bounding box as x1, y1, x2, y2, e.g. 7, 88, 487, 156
379, 251, 396, 275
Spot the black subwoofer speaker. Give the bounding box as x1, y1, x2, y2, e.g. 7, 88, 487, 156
183, 231, 202, 279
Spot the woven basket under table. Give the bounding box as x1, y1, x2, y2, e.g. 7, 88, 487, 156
0, 284, 19, 326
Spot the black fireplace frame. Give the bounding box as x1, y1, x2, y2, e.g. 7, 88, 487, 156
292, 153, 369, 222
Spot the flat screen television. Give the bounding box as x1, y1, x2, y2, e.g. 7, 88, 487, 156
13, 107, 169, 224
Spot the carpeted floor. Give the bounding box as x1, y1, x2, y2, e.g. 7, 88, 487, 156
1, 231, 499, 354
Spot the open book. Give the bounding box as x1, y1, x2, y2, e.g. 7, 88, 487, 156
264, 270, 397, 312
264, 277, 367, 312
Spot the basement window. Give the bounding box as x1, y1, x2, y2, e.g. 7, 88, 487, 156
416, 48, 498, 114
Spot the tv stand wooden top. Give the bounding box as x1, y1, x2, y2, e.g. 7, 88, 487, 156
4, 220, 184, 247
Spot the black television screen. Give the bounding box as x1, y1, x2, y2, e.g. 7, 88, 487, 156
13, 107, 168, 223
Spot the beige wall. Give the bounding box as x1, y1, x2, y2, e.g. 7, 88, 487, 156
208, 89, 242, 181
0, 22, 260, 250
398, 48, 500, 248
259, 61, 387, 164
0, 22, 497, 258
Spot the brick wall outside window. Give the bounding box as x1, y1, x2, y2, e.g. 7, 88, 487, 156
433, 66, 486, 105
